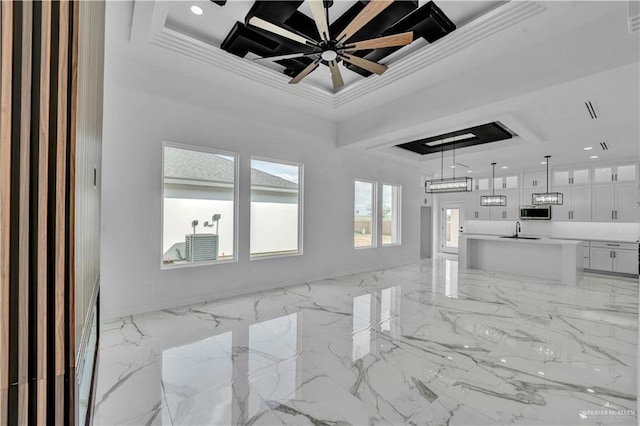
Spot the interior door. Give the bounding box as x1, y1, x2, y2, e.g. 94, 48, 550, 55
442, 203, 463, 254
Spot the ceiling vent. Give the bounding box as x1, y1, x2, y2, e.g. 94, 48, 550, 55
629, 0, 640, 32
600, 141, 609, 151
585, 101, 599, 119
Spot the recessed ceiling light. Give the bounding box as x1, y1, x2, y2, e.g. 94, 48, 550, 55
538, 371, 545, 376
450, 165, 456, 168
500, 359, 507, 363
540, 161, 547, 165
190, 5, 203, 15
590, 155, 598, 159
467, 170, 472, 173
501, 166, 508, 169
584, 147, 592, 150
587, 388, 595, 393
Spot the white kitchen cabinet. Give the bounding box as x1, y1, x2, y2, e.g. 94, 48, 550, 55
490, 190, 519, 220
592, 182, 639, 222
589, 242, 638, 275
593, 164, 638, 184
614, 250, 638, 275
523, 170, 547, 189
589, 247, 613, 271
552, 186, 591, 221
465, 191, 491, 220
473, 178, 490, 191
493, 175, 519, 190
553, 168, 590, 186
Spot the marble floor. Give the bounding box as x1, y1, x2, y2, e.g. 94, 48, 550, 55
93, 256, 638, 425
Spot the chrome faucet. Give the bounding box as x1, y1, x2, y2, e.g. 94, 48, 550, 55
515, 221, 521, 237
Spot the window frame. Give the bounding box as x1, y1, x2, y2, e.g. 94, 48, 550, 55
160, 141, 239, 269
249, 156, 304, 260
353, 179, 378, 250
381, 183, 402, 247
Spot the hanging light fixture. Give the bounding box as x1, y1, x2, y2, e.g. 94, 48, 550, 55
480, 162, 507, 206
532, 155, 563, 205
425, 138, 472, 193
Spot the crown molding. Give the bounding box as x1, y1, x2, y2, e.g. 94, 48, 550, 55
135, 0, 546, 110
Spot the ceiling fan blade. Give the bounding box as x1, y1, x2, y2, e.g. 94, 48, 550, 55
329, 60, 344, 89
289, 59, 321, 84
344, 32, 413, 51
336, 0, 393, 43
248, 16, 319, 47
253, 52, 319, 62
341, 53, 387, 75
307, 0, 331, 42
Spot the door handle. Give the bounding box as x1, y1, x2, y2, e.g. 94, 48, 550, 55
606, 244, 620, 247
610, 251, 613, 258
612, 210, 614, 220
615, 210, 618, 220
613, 251, 616, 258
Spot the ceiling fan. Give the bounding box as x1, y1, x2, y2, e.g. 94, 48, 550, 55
247, 0, 414, 89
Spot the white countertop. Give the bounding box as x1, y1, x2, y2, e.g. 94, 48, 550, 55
461, 234, 582, 245
463, 233, 637, 244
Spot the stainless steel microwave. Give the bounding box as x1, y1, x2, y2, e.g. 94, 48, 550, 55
520, 205, 551, 220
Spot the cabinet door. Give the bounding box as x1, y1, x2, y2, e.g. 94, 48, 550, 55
504, 176, 518, 189
594, 167, 613, 183
613, 250, 638, 275
522, 189, 535, 207
615, 182, 639, 222
553, 171, 570, 186
571, 186, 592, 221
572, 169, 590, 185
616, 164, 637, 182
589, 248, 613, 271
504, 190, 520, 220
551, 186, 570, 221
592, 184, 616, 221
523, 171, 543, 189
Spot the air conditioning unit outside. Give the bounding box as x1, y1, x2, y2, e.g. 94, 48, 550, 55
185, 234, 218, 262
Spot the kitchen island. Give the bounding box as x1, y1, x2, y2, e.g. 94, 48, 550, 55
458, 234, 584, 285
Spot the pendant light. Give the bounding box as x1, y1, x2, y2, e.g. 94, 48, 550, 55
532, 155, 563, 205
424, 139, 472, 193
480, 163, 507, 206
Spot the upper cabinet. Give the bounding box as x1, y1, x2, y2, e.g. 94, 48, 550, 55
523, 170, 547, 189
493, 175, 519, 190
473, 178, 490, 191
593, 164, 638, 184
552, 168, 590, 186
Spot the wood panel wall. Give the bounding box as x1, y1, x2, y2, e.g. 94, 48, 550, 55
0, 1, 103, 424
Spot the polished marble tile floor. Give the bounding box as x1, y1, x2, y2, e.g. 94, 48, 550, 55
93, 256, 638, 425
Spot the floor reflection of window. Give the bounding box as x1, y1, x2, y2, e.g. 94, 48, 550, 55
380, 286, 400, 336
161, 331, 233, 424
353, 294, 372, 361
445, 259, 459, 298
248, 314, 298, 414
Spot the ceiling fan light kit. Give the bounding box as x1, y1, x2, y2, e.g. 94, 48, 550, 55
480, 162, 507, 207
532, 155, 564, 205
246, 0, 417, 89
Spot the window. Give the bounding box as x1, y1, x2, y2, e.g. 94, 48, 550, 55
382, 184, 401, 245
354, 180, 377, 248
250, 158, 302, 258
162, 143, 237, 267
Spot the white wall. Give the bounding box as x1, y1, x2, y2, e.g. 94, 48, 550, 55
250, 203, 298, 255
101, 58, 422, 319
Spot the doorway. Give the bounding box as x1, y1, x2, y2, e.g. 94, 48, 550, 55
441, 203, 463, 254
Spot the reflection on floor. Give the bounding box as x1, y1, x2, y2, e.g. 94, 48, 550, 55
93, 256, 638, 425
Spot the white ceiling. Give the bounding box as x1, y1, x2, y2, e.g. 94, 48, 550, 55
108, 0, 640, 176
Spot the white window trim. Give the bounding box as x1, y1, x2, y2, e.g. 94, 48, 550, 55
382, 183, 402, 247
249, 156, 304, 260
354, 179, 378, 250
160, 141, 239, 269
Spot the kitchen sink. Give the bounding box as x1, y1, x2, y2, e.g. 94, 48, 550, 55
499, 235, 541, 240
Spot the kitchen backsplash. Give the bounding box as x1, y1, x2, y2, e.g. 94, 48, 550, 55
464, 220, 639, 241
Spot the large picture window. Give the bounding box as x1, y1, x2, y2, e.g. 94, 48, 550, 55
354, 180, 377, 248
382, 184, 401, 246
250, 158, 302, 258
162, 143, 238, 267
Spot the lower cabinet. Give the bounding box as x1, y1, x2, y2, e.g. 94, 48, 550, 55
588, 242, 638, 275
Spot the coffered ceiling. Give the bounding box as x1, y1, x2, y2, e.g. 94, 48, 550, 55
112, 1, 640, 174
